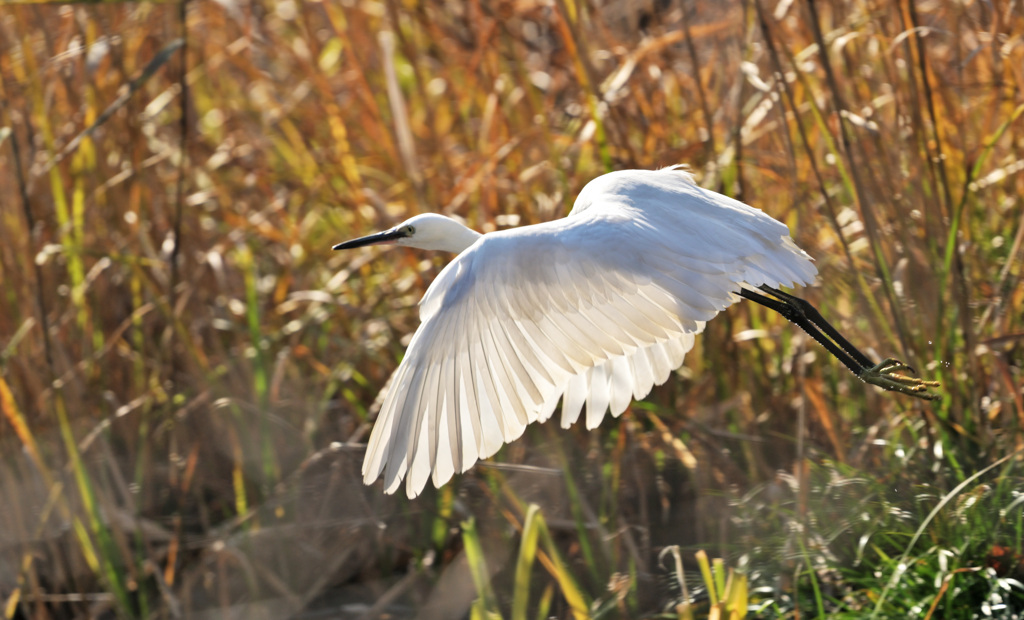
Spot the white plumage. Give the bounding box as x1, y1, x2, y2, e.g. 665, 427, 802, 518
336, 167, 820, 497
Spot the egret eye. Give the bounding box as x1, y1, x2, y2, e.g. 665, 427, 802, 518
406, 225, 416, 235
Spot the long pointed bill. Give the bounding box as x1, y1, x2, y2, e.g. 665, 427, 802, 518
333, 228, 406, 250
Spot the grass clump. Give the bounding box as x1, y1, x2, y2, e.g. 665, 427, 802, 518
725, 453, 1024, 618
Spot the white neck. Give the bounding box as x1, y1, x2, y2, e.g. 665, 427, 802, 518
431, 222, 482, 253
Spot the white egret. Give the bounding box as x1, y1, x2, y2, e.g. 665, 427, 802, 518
335, 167, 939, 498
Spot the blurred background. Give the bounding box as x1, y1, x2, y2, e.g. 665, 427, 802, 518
1, 0, 1022, 617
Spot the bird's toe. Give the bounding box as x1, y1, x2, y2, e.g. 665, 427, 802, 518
861, 358, 941, 401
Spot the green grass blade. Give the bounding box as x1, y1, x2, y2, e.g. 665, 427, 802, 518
695, 550, 717, 607
512, 504, 543, 620
795, 535, 825, 619
532, 506, 590, 619
462, 517, 502, 619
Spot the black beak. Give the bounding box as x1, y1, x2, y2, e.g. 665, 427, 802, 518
332, 228, 406, 250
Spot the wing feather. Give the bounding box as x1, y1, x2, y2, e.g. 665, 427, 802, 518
491, 317, 548, 409
608, 356, 633, 417
562, 373, 588, 427
406, 335, 443, 492
470, 337, 504, 458
437, 323, 460, 484
627, 341, 655, 400
585, 364, 610, 429
497, 318, 560, 389
479, 316, 528, 432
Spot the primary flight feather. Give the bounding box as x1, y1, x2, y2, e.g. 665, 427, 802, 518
334, 167, 939, 498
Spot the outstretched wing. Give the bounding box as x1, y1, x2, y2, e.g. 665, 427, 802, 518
362, 168, 817, 497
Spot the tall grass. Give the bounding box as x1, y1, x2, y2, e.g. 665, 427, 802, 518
0, 0, 1021, 617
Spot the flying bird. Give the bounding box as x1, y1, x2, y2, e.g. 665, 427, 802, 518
334, 167, 939, 498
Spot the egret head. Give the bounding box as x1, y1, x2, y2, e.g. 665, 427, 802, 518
333, 213, 482, 254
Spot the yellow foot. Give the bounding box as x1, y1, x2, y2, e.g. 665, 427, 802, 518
861, 357, 941, 401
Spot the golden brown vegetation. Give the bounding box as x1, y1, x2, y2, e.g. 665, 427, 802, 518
1, 0, 1022, 617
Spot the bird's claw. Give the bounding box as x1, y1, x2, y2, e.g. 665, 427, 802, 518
861, 357, 942, 401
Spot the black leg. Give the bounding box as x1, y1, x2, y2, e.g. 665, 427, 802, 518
737, 287, 868, 376
738, 285, 941, 400
759, 285, 876, 368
